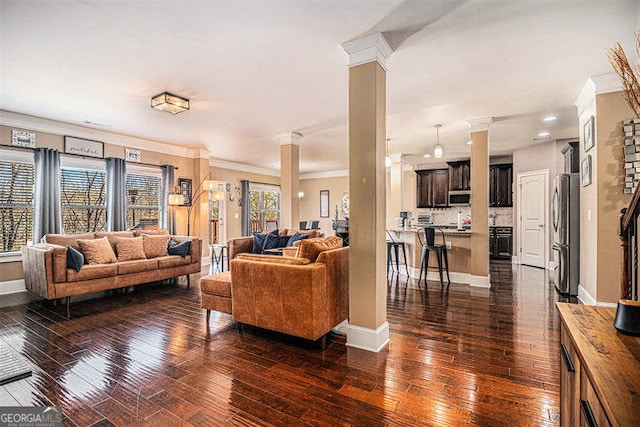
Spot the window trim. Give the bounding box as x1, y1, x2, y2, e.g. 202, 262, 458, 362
0, 149, 35, 255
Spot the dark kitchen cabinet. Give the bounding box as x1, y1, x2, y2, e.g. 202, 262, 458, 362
448, 160, 470, 191
490, 164, 513, 207
490, 227, 512, 260
562, 141, 580, 173
416, 169, 449, 208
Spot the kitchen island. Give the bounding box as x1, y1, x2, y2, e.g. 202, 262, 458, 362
389, 227, 471, 283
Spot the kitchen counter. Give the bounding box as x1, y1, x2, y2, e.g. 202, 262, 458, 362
388, 228, 471, 279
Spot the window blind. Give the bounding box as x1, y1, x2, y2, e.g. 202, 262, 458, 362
0, 159, 34, 253
60, 168, 107, 234
126, 173, 161, 230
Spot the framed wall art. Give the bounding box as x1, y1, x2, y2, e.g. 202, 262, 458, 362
583, 116, 594, 152
582, 155, 592, 187
178, 178, 192, 206
64, 136, 104, 158
320, 190, 329, 218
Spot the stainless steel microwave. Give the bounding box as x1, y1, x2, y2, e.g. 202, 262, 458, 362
449, 190, 471, 206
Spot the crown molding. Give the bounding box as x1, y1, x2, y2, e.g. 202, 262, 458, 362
467, 117, 493, 132
193, 148, 210, 159
389, 153, 403, 163
300, 169, 349, 180
0, 110, 200, 158
209, 158, 280, 177
279, 132, 303, 146
341, 33, 393, 71
575, 72, 623, 115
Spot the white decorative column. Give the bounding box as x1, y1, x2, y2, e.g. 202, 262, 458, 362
342, 33, 393, 352
280, 132, 302, 229
467, 118, 492, 287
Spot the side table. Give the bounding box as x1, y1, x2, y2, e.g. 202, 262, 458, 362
210, 244, 228, 273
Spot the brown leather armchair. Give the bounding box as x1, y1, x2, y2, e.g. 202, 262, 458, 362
230, 244, 348, 342
227, 229, 325, 260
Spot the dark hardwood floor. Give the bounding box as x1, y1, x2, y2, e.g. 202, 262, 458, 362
0, 262, 572, 426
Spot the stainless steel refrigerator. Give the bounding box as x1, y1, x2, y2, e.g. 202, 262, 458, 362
552, 173, 580, 295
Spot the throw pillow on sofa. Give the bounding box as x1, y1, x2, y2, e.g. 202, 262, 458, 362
168, 239, 191, 257
142, 234, 171, 258
286, 232, 309, 247
66, 246, 84, 272
114, 236, 146, 261
77, 237, 117, 265
252, 229, 278, 254
262, 233, 291, 253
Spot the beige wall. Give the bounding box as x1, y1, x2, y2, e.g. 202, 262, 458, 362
594, 91, 632, 302
299, 176, 348, 233
209, 167, 280, 240
512, 139, 563, 265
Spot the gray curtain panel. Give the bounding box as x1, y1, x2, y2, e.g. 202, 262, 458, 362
33, 148, 62, 243
241, 179, 251, 236
161, 164, 176, 234
106, 157, 127, 231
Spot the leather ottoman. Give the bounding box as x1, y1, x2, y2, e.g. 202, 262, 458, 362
200, 272, 232, 321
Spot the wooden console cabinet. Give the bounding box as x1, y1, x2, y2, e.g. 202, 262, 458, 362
557, 303, 640, 426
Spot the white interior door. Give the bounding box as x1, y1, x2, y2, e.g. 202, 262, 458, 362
518, 170, 548, 268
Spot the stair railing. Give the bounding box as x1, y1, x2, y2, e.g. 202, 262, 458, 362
619, 183, 640, 300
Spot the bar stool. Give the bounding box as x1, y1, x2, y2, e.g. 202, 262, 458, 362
386, 230, 409, 276
418, 227, 450, 287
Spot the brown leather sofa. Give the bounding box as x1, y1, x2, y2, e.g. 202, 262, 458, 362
226, 236, 348, 343
227, 229, 324, 260
22, 230, 202, 317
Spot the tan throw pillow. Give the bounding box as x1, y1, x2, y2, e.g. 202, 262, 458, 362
297, 236, 343, 262
77, 237, 117, 265
134, 229, 170, 237
114, 236, 146, 261
142, 234, 171, 258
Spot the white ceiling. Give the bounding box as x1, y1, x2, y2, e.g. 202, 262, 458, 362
1, 1, 638, 173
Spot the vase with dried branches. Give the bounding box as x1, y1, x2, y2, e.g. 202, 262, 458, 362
608, 34, 640, 118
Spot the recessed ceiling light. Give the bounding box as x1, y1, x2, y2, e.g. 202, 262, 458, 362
538, 131, 550, 137
423, 153, 431, 158
543, 116, 557, 122
466, 140, 472, 145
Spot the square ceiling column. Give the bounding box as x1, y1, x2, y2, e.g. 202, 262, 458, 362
280, 132, 302, 230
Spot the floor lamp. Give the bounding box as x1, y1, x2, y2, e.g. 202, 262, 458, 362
169, 175, 221, 236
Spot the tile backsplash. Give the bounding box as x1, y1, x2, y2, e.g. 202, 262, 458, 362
416, 206, 513, 226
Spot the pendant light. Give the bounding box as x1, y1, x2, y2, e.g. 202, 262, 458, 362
385, 138, 391, 168
434, 124, 443, 159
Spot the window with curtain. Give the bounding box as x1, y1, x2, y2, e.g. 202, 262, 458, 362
0, 150, 35, 253
60, 157, 106, 234
126, 168, 161, 230
249, 183, 280, 233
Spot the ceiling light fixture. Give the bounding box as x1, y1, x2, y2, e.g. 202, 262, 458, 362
538, 131, 550, 137
434, 124, 443, 159
543, 115, 557, 122
386, 138, 392, 168
423, 153, 431, 158
151, 92, 190, 114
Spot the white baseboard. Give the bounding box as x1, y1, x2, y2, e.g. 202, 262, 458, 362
469, 274, 491, 288
0, 279, 26, 295
577, 284, 617, 307
346, 321, 390, 353
406, 267, 469, 285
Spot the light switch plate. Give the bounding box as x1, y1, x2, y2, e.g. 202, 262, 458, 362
234, 213, 239, 219
446, 241, 452, 249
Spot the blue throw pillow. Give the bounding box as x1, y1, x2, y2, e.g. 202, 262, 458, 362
262, 233, 291, 253
66, 246, 84, 272
286, 232, 309, 247
168, 239, 191, 257
252, 229, 278, 254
